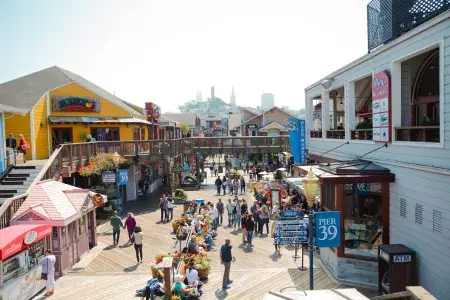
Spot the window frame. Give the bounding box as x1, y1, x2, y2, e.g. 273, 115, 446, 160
391, 38, 444, 148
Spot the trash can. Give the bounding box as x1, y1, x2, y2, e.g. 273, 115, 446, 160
218, 166, 223, 174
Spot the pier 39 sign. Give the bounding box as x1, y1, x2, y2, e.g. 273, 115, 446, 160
315, 211, 341, 248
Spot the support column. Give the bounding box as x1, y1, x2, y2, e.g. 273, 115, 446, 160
335, 183, 345, 257
347, 81, 355, 139
381, 182, 390, 244
321, 91, 330, 138
332, 95, 338, 130
91, 210, 97, 246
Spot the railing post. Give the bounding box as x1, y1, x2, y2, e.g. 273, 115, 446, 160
78, 144, 83, 170
68, 145, 73, 171
135, 141, 139, 157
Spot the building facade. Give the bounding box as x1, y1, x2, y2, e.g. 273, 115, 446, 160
261, 93, 274, 110
239, 106, 294, 136
304, 7, 450, 298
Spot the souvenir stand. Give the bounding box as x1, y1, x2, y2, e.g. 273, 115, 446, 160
0, 224, 52, 300
253, 180, 288, 208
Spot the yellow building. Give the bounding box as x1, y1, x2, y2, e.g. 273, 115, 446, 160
0, 66, 150, 160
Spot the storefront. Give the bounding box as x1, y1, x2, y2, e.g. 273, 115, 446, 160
0, 223, 52, 300
297, 162, 394, 287
11, 180, 101, 276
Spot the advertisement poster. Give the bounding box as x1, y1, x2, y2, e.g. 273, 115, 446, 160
372, 71, 390, 142
1, 265, 46, 300
221, 118, 229, 136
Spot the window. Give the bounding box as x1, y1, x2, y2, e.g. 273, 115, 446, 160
79, 216, 86, 236
351, 75, 373, 140
61, 226, 67, 247
326, 87, 345, 139
415, 204, 423, 225
433, 210, 442, 233
91, 127, 120, 141
321, 183, 335, 210
395, 46, 441, 143
52, 227, 59, 250
309, 95, 322, 138
344, 183, 382, 258
400, 198, 406, 218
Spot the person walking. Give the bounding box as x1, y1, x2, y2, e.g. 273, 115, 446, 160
241, 199, 248, 215
240, 177, 246, 194
227, 177, 233, 195
241, 212, 248, 244
6, 133, 16, 149
159, 195, 168, 222
39, 249, 56, 296
211, 204, 219, 230
226, 199, 233, 227
167, 194, 174, 221
259, 205, 270, 235
216, 199, 224, 225
110, 211, 123, 246
245, 215, 255, 247
215, 176, 222, 196
124, 213, 136, 243
222, 175, 227, 195
214, 163, 219, 176
17, 134, 29, 163
220, 239, 233, 290
250, 200, 260, 234
233, 199, 241, 231
271, 221, 281, 256
133, 226, 144, 263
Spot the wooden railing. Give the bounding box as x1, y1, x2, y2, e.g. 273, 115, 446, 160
310, 131, 322, 138
394, 126, 440, 143
351, 129, 373, 140
0, 136, 290, 229
326, 130, 345, 139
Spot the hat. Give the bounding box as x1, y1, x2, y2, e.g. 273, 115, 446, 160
174, 274, 182, 282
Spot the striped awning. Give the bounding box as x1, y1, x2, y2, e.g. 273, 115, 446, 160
48, 116, 152, 125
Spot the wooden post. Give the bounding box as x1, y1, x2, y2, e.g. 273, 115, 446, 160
162, 257, 173, 297
335, 183, 345, 257
381, 182, 390, 244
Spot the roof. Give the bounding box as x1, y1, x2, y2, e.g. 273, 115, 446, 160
0, 224, 52, 260
159, 115, 179, 127
48, 116, 152, 125
120, 99, 146, 115
241, 106, 298, 127
0, 66, 143, 116
162, 113, 198, 126
12, 180, 94, 226
259, 121, 286, 132
0, 104, 29, 115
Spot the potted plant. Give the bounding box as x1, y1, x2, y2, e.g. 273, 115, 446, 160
355, 119, 372, 129
171, 217, 186, 232
173, 189, 188, 204
193, 253, 211, 280
274, 170, 285, 181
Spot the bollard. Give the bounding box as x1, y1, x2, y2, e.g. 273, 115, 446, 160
162, 257, 173, 297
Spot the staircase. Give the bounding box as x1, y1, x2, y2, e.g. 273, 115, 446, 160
0, 165, 43, 204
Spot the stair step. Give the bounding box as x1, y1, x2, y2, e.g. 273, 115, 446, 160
0, 189, 18, 193
0, 194, 15, 198
4, 177, 27, 182
14, 166, 37, 170
1, 181, 24, 185
8, 173, 30, 178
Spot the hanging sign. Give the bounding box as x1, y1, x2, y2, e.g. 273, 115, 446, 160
118, 169, 129, 185
372, 71, 391, 142
276, 219, 307, 225
299, 119, 306, 164
172, 164, 184, 173
275, 236, 307, 244
315, 211, 341, 248
275, 225, 307, 231
356, 183, 368, 195
53, 96, 100, 112
102, 170, 116, 183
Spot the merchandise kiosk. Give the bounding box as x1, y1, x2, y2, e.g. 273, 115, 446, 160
378, 244, 417, 295
0, 223, 52, 300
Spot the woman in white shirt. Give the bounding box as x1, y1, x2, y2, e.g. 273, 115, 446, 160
210, 205, 219, 230
40, 249, 57, 296
133, 226, 144, 263
185, 262, 203, 294
167, 195, 174, 221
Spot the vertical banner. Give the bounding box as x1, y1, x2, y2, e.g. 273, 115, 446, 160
288, 118, 305, 164
221, 118, 229, 136
372, 71, 391, 142
299, 119, 306, 164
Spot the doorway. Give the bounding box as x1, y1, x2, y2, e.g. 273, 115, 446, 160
52, 128, 73, 149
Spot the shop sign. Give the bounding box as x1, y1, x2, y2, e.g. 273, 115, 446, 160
102, 170, 116, 183
92, 185, 107, 194
393, 255, 411, 263
275, 225, 307, 231
247, 124, 257, 129
356, 183, 368, 195
221, 118, 229, 135
372, 71, 391, 142
315, 211, 341, 248
52, 96, 100, 112
1, 265, 46, 300
23, 231, 38, 245
275, 236, 307, 244
118, 169, 129, 185
172, 164, 184, 173
281, 210, 300, 218
276, 219, 307, 225
152, 105, 161, 123
91, 193, 105, 208
379, 249, 390, 262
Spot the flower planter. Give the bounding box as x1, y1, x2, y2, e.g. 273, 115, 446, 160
172, 223, 180, 232
151, 268, 159, 278
173, 197, 186, 205
197, 268, 210, 280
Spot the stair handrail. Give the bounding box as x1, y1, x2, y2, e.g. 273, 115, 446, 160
0, 145, 64, 229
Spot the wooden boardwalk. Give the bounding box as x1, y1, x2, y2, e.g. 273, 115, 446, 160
34, 172, 375, 299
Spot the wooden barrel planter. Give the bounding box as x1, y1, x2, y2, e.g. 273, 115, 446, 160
197, 268, 210, 280
172, 223, 180, 233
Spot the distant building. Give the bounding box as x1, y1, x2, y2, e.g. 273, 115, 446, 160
238, 106, 296, 137
261, 93, 274, 110
230, 87, 236, 106
196, 92, 202, 102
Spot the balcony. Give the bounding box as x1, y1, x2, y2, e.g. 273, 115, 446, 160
310, 130, 322, 138
367, 0, 450, 52
351, 129, 373, 141
326, 130, 345, 140
395, 126, 440, 143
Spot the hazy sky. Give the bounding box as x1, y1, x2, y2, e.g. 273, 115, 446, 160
0, 0, 368, 112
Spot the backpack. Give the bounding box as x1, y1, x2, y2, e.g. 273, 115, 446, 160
232, 205, 237, 214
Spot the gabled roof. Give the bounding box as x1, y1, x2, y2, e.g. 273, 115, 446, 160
12, 180, 93, 226
259, 121, 286, 132
0, 66, 143, 116
162, 113, 198, 126
0, 104, 29, 114
240, 106, 298, 127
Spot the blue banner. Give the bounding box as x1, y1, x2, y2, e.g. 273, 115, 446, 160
287, 118, 306, 164
299, 119, 306, 164
118, 169, 129, 185
315, 211, 341, 248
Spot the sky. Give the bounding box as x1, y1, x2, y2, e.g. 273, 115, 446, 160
0, 0, 369, 113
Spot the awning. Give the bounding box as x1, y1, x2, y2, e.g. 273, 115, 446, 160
0, 224, 52, 260
48, 116, 152, 125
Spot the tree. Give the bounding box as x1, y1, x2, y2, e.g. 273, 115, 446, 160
180, 123, 190, 136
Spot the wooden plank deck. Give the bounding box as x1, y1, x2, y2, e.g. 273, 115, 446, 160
34, 171, 374, 299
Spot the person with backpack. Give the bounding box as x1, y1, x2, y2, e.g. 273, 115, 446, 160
159, 194, 168, 222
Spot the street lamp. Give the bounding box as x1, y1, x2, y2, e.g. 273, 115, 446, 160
112, 152, 121, 216
302, 167, 320, 290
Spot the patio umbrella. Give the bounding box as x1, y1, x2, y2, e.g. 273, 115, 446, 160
258, 171, 268, 175
277, 168, 286, 171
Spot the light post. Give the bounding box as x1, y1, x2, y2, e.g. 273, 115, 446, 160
112, 152, 121, 216
302, 168, 320, 290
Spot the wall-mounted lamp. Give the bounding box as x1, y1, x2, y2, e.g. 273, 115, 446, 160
126, 124, 130, 128
40, 122, 45, 128
85, 123, 89, 128
321, 78, 334, 90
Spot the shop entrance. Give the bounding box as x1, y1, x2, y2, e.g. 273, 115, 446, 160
52, 128, 73, 149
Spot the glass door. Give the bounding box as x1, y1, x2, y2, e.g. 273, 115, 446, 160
52, 128, 73, 149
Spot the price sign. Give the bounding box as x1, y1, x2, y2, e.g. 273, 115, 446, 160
276, 219, 307, 225
275, 225, 307, 231
274, 231, 307, 237
275, 236, 307, 244
102, 170, 116, 183
315, 211, 341, 248
118, 169, 129, 185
